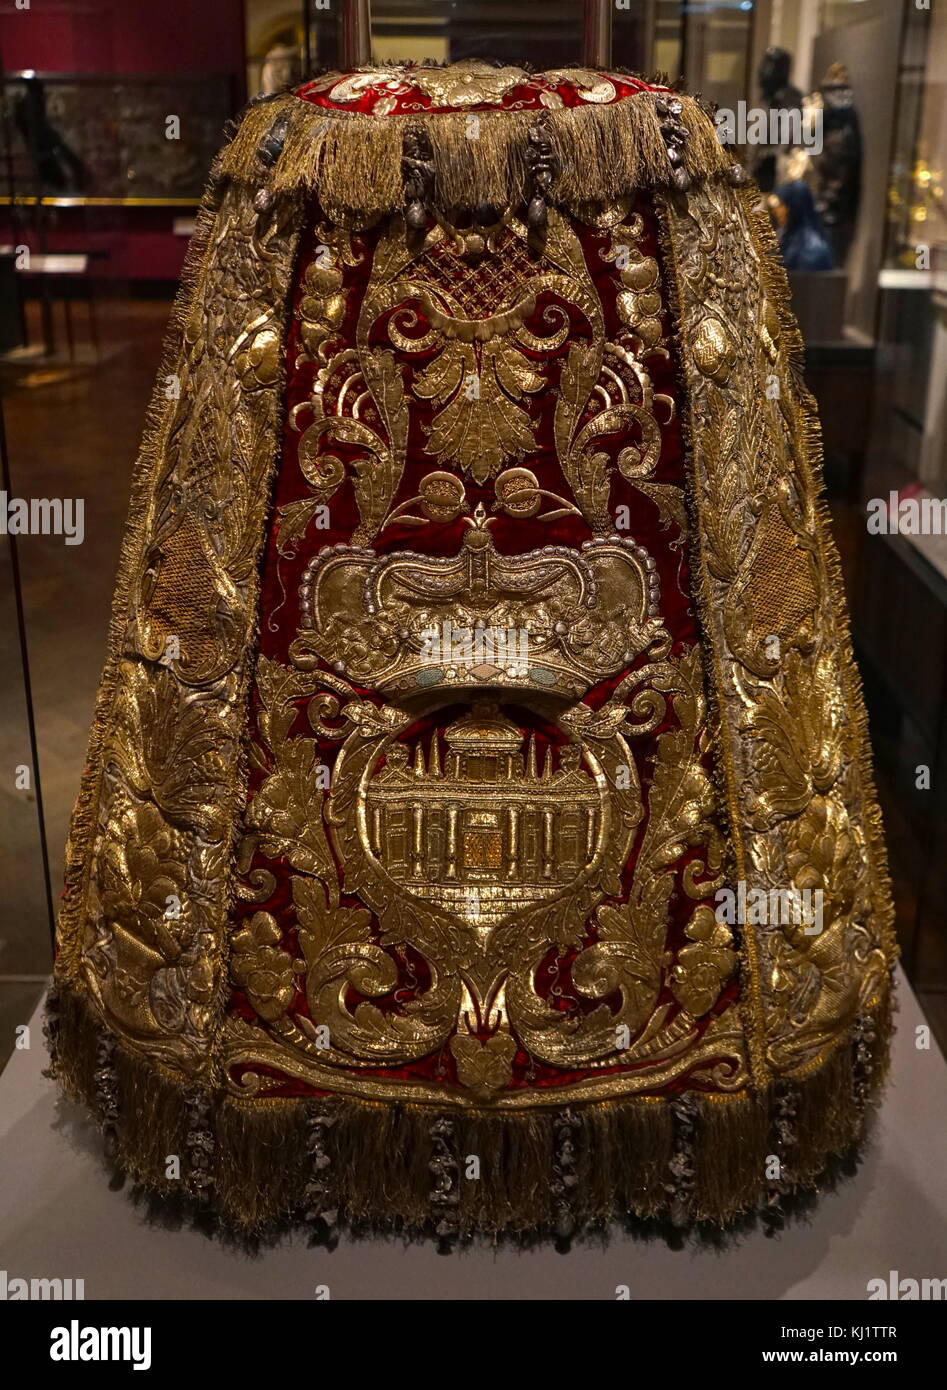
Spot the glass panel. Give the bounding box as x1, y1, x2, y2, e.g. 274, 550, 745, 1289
0, 404, 53, 1074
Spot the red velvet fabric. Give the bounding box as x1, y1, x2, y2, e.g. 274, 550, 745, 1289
228, 196, 739, 1099
295, 67, 667, 117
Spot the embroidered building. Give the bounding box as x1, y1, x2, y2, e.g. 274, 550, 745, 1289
365, 702, 600, 925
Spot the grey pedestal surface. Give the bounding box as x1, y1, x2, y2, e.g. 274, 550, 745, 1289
1, 966, 945, 1301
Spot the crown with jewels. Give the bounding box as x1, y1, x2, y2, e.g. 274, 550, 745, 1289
295, 506, 668, 699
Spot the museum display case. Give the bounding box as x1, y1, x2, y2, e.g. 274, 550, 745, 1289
0, 0, 943, 1326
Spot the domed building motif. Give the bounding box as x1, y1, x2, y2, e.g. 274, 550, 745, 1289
365, 703, 602, 930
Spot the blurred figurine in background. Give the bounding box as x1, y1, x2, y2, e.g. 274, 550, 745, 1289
810, 63, 862, 265
773, 179, 836, 271
260, 42, 303, 97
753, 47, 804, 193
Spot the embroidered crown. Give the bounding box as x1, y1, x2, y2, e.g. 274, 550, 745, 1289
295, 505, 668, 698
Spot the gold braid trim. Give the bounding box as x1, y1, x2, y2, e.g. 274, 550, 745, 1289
218, 90, 733, 220
48, 982, 892, 1236
655, 189, 769, 1088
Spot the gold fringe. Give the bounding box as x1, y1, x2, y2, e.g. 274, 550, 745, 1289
49, 978, 102, 1106
455, 1107, 557, 1231
692, 1093, 769, 1222
217, 90, 733, 221
214, 1098, 310, 1229
113, 1049, 197, 1193
47, 982, 893, 1239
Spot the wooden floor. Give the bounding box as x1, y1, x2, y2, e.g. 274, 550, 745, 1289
1, 295, 944, 1058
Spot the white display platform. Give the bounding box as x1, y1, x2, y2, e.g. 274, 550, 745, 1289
1, 966, 945, 1301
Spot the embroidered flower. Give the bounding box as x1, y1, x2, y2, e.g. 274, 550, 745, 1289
231, 912, 297, 1021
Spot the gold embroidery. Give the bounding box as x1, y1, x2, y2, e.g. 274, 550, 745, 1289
658, 180, 893, 1077
215, 194, 750, 1100
671, 906, 738, 1016
59, 102, 890, 1118
286, 227, 410, 549
450, 1033, 517, 1096
505, 645, 732, 1067
306, 61, 531, 111
555, 211, 676, 533
232, 615, 747, 1097
294, 504, 668, 700
408, 60, 528, 109
231, 912, 297, 1022
70, 181, 304, 1073
545, 69, 618, 104
50, 83, 895, 1240
353, 213, 602, 485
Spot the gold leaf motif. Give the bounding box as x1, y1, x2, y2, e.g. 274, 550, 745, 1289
99, 800, 190, 961
416, 338, 540, 482
545, 69, 618, 104
291, 233, 410, 547
670, 905, 736, 1016
692, 315, 737, 384
408, 60, 528, 108
294, 876, 458, 1063
741, 649, 847, 827
362, 215, 603, 488
450, 1033, 517, 1094
250, 656, 338, 884
231, 912, 297, 1022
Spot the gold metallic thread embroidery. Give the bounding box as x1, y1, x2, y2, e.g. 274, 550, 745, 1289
50, 82, 894, 1237
70, 181, 304, 1074
657, 181, 892, 1077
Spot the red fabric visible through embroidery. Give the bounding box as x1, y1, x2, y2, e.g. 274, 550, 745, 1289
230, 194, 739, 1099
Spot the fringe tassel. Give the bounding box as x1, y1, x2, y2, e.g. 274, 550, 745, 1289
216, 90, 733, 220
694, 1092, 770, 1223
761, 1082, 800, 1234
300, 1099, 339, 1235
429, 1114, 461, 1243
46, 982, 893, 1241
550, 1109, 581, 1239
666, 1094, 699, 1226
